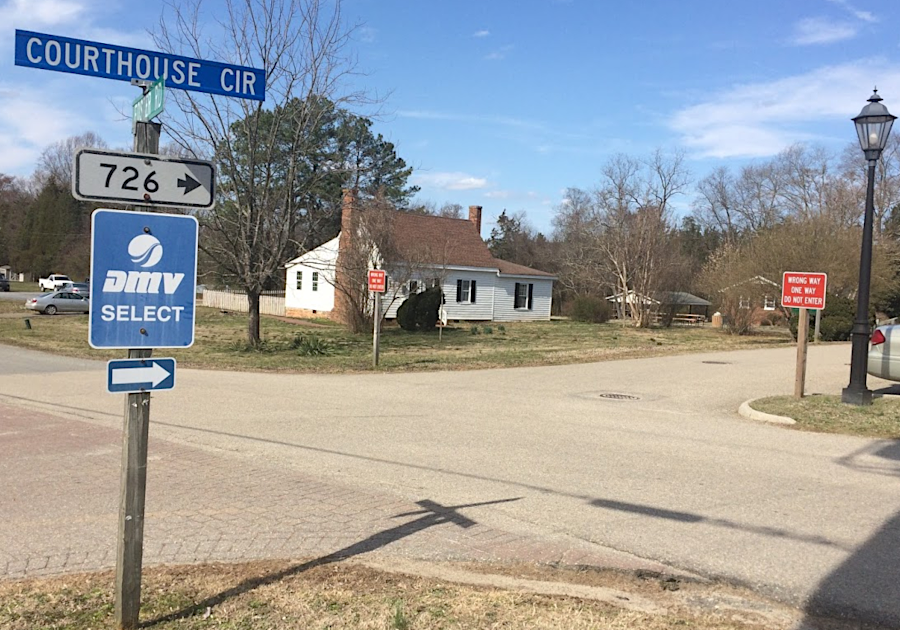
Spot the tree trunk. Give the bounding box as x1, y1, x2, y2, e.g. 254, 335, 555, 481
247, 290, 261, 347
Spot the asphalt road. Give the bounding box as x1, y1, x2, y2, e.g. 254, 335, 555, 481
2, 342, 899, 626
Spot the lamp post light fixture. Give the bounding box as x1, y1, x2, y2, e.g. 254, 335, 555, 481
842, 89, 896, 406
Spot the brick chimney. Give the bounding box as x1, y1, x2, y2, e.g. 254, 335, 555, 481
468, 205, 483, 236
333, 188, 357, 324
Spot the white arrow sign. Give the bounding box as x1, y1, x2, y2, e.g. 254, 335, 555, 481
111, 362, 171, 387
73, 148, 215, 209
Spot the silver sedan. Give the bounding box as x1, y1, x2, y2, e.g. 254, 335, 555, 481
25, 290, 90, 315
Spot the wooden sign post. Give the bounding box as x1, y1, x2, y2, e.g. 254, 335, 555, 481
782, 272, 827, 399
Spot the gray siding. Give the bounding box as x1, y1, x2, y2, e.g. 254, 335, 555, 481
383, 269, 496, 321
492, 277, 553, 321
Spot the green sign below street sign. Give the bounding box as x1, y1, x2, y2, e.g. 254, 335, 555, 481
132, 77, 165, 126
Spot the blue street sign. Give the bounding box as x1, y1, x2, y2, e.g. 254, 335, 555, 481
107, 358, 176, 393
15, 30, 265, 101
90, 209, 198, 349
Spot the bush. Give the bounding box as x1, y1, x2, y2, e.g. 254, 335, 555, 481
415, 286, 442, 331
397, 294, 419, 331
290, 334, 329, 356
397, 286, 443, 332
570, 295, 611, 323
788, 294, 866, 342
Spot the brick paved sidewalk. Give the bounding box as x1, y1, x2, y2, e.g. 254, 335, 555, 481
0, 402, 680, 581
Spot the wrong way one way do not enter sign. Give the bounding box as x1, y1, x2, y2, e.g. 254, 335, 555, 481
781, 272, 827, 310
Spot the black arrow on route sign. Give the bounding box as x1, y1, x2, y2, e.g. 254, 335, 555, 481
177, 173, 201, 195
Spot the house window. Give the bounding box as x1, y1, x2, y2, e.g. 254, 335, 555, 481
739, 295, 750, 309
428, 277, 441, 289
408, 279, 419, 294
763, 295, 776, 311
514, 282, 533, 309
456, 279, 476, 303
295, 271, 302, 290
312, 272, 319, 291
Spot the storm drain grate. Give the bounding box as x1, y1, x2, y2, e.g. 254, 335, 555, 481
595, 393, 641, 401
702, 360, 731, 365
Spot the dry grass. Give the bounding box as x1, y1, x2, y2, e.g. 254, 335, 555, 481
0, 299, 792, 373
751, 394, 900, 438
0, 559, 814, 630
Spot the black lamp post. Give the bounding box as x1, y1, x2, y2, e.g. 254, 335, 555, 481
842, 89, 896, 406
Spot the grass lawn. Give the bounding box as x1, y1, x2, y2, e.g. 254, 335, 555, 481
0, 300, 792, 373
3, 281, 39, 292
0, 559, 803, 630
751, 394, 900, 439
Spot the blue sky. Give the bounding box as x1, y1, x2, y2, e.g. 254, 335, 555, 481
4, 0, 900, 236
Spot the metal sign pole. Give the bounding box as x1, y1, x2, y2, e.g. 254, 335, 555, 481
373, 290, 381, 368
794, 308, 809, 399
114, 113, 160, 630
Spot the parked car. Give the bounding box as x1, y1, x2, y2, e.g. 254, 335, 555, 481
39, 274, 72, 292
867, 325, 900, 382
25, 290, 90, 315
0, 277, 8, 292
60, 282, 90, 297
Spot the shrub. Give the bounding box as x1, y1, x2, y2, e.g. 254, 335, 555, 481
788, 294, 866, 342
415, 286, 443, 331
483, 326, 493, 334
470, 325, 479, 335
570, 295, 611, 323
397, 294, 419, 331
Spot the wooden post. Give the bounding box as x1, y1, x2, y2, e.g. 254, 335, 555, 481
115, 114, 159, 630
373, 291, 381, 368
794, 308, 809, 399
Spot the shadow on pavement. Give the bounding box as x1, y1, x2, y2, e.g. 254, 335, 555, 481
141, 497, 521, 627
801, 508, 900, 629
590, 498, 852, 551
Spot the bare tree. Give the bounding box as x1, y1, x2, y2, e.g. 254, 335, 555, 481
36, 131, 107, 188
553, 149, 691, 327
153, 0, 361, 346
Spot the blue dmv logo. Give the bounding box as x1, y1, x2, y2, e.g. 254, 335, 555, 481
90, 209, 198, 349
15, 30, 265, 101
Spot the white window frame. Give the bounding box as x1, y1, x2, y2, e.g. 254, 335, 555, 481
312, 271, 319, 291
459, 279, 473, 303
763, 295, 776, 311
296, 271, 302, 291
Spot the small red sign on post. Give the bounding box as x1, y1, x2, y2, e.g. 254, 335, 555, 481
781, 272, 827, 310
368, 269, 386, 293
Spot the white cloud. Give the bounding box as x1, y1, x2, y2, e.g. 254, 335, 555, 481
485, 190, 511, 199
827, 0, 877, 23
398, 109, 544, 131
413, 171, 489, 191
670, 59, 900, 158
791, 17, 857, 45
358, 26, 377, 44
473, 30, 490, 38
485, 45, 514, 61
0, 0, 87, 27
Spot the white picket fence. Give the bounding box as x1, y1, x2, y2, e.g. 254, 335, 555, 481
201, 289, 286, 316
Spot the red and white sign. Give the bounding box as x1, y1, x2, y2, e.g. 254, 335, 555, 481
781, 272, 827, 310
367, 269, 386, 293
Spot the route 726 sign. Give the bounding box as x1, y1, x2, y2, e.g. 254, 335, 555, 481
74, 148, 215, 209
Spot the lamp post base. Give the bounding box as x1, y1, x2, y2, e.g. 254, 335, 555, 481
841, 386, 873, 406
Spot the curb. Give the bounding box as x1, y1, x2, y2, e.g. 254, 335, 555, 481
738, 399, 796, 425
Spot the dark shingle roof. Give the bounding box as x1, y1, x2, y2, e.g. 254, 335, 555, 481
389, 213, 497, 268
492, 258, 556, 278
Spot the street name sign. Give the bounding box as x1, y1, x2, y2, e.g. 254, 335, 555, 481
781, 272, 827, 310
74, 148, 215, 209
90, 209, 198, 349
368, 269, 386, 292
133, 76, 165, 125
15, 30, 266, 101
107, 358, 176, 393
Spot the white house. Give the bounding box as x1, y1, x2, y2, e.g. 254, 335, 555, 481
284, 197, 555, 322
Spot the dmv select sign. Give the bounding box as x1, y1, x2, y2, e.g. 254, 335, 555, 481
781, 272, 827, 310
15, 30, 265, 101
